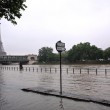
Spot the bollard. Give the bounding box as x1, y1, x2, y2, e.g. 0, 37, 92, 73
96, 69, 97, 75
67, 68, 68, 74
50, 68, 51, 73
17, 67, 18, 71
45, 68, 46, 72
55, 68, 57, 73
80, 69, 81, 74
26, 67, 27, 71
41, 68, 42, 72
29, 67, 30, 71
105, 69, 107, 75
73, 68, 74, 74
88, 68, 89, 74
33, 67, 34, 72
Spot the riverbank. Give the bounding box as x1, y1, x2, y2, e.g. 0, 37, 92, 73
22, 87, 110, 107
35, 60, 110, 65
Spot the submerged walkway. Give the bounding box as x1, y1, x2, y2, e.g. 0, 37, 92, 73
22, 87, 110, 107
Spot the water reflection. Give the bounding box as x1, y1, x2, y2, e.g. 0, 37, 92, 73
59, 98, 64, 110
0, 71, 8, 109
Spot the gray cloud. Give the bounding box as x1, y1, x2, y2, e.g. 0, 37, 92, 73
1, 0, 110, 55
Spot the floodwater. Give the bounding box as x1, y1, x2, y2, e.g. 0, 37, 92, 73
0, 64, 110, 110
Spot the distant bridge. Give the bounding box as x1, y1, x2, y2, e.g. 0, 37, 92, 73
0, 55, 29, 64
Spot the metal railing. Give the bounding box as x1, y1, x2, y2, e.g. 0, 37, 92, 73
0, 66, 110, 75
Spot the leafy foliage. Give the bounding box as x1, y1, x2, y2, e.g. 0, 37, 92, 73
37, 42, 110, 64
38, 47, 54, 63
67, 42, 103, 62
104, 47, 110, 60
0, 0, 27, 24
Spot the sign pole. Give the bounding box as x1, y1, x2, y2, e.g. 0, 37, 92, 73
59, 51, 62, 94
56, 40, 66, 95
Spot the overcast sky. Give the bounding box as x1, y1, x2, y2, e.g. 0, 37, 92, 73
1, 0, 110, 55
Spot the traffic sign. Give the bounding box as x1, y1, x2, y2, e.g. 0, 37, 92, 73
56, 41, 66, 52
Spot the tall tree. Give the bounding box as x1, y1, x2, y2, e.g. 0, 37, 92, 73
104, 47, 110, 60
0, 0, 27, 24
38, 47, 54, 63
90, 45, 103, 60
67, 42, 103, 62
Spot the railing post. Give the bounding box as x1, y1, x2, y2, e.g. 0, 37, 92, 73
26, 67, 27, 71
33, 67, 34, 72
50, 68, 51, 73
17, 67, 18, 71
67, 68, 68, 74
29, 67, 30, 71
73, 68, 74, 74
88, 68, 89, 74
96, 69, 97, 75
55, 68, 57, 73
80, 69, 81, 74
105, 69, 107, 75
45, 68, 46, 72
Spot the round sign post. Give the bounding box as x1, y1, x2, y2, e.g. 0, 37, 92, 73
56, 41, 66, 94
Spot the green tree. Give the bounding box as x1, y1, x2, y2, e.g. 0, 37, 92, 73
89, 45, 103, 60
61, 51, 68, 63
104, 47, 110, 60
38, 47, 54, 63
0, 0, 27, 24
67, 42, 90, 62
67, 42, 103, 62
67, 45, 80, 62
52, 53, 59, 63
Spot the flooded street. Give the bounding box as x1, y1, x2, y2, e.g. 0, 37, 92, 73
0, 64, 110, 110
